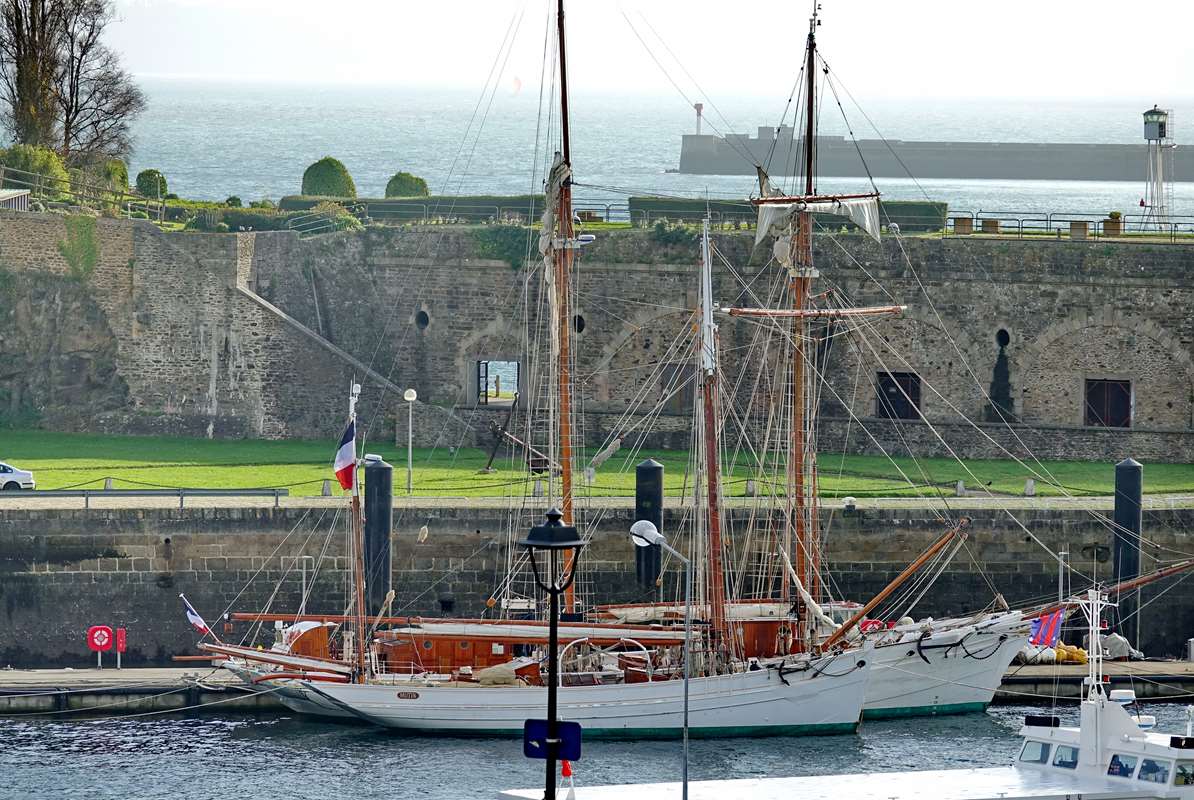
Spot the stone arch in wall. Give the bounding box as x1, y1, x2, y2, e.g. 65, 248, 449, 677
1019, 311, 1194, 429
826, 309, 987, 424
583, 308, 696, 413
452, 317, 524, 406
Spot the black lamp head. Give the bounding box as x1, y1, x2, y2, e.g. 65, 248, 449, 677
519, 507, 585, 551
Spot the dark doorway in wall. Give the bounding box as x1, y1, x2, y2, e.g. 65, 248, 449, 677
876, 372, 922, 420
1085, 379, 1131, 428
985, 328, 1017, 422
477, 360, 519, 406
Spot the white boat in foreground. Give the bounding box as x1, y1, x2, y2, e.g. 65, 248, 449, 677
501, 589, 1194, 799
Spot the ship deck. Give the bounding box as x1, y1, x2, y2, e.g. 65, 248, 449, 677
500, 766, 1160, 799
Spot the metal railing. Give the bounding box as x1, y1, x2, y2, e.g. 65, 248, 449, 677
285, 201, 370, 236
0, 488, 290, 509
947, 210, 1194, 241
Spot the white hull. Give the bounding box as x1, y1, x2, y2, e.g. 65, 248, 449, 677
291, 650, 870, 737
863, 613, 1028, 717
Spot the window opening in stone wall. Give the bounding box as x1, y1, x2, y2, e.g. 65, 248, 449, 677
573, 314, 586, 334
416, 310, 430, 330
1085, 379, 1131, 428
876, 372, 921, 420
662, 362, 696, 414
477, 360, 519, 406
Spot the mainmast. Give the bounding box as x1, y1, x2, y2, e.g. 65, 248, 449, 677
787, 9, 820, 644
554, 0, 578, 613
699, 219, 729, 644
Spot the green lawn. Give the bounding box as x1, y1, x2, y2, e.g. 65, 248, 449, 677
1, 429, 1191, 498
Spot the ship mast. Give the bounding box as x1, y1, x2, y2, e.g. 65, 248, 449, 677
786, 9, 819, 647
554, 0, 578, 614
699, 219, 729, 645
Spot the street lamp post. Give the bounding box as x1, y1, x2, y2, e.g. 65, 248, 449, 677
402, 388, 417, 494
520, 508, 586, 800
630, 519, 690, 800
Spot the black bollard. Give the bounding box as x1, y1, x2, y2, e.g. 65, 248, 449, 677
1112, 457, 1142, 649
635, 458, 663, 588
364, 455, 394, 617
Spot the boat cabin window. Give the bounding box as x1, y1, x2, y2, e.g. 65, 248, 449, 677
1052, 745, 1079, 769
876, 371, 921, 420
1175, 761, 1194, 786
1019, 740, 1051, 764
1138, 758, 1172, 784
1107, 753, 1138, 778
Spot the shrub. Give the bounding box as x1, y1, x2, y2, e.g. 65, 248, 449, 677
471, 224, 532, 268
2, 145, 70, 199
301, 156, 356, 198
225, 196, 242, 208
249, 198, 275, 209
650, 219, 698, 247
135, 169, 167, 198
57, 215, 99, 281
102, 159, 128, 191
310, 199, 363, 232
385, 171, 430, 198
1108, 210, 1122, 220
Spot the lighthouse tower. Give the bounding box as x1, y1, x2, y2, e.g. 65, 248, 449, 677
1142, 106, 1175, 229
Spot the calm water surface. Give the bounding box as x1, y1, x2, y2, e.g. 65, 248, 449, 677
5, 704, 1193, 799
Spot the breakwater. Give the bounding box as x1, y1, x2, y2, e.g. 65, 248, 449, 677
2, 500, 1192, 666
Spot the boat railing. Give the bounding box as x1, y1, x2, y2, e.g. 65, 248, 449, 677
557, 636, 657, 682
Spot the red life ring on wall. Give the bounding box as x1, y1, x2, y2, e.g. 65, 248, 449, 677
87, 625, 113, 652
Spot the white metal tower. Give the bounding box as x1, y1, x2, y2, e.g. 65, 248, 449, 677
1142, 105, 1176, 230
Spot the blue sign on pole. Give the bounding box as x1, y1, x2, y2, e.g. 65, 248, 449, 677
523, 719, 583, 761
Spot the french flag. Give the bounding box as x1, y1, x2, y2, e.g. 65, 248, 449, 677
1030, 609, 1065, 648
180, 594, 210, 635
334, 418, 356, 491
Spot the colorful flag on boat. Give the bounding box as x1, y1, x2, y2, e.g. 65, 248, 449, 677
180, 594, 210, 635
333, 418, 356, 490
1030, 609, 1065, 647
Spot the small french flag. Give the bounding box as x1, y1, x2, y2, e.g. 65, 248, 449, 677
333, 418, 356, 491
180, 594, 210, 635
1030, 609, 1065, 648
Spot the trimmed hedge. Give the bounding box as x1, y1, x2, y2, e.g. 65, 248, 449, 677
279, 194, 544, 222
626, 197, 947, 232
385, 171, 429, 198
136, 168, 167, 198
301, 157, 356, 198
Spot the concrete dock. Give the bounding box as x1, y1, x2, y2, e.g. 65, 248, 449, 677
3, 661, 1194, 717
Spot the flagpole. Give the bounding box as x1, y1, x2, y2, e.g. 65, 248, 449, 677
179, 592, 222, 644
348, 382, 368, 683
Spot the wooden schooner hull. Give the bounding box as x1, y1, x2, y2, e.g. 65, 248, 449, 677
279, 650, 870, 738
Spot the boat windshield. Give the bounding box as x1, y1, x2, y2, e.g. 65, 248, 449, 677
1019, 741, 1051, 764
1107, 754, 1138, 778
1175, 761, 1194, 787
1138, 758, 1172, 784
1052, 745, 1079, 769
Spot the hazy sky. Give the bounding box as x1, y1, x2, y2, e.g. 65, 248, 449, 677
109, 0, 1194, 103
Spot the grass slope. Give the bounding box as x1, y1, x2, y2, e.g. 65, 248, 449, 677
1, 429, 1192, 498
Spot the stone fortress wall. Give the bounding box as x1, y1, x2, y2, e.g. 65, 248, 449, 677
1, 211, 1193, 460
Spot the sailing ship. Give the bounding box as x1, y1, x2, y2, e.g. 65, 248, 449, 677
205, 0, 874, 737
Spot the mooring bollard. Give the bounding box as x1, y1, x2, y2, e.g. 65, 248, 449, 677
322, 479, 333, 496
955, 480, 966, 497
1024, 478, 1036, 497
104, 477, 114, 490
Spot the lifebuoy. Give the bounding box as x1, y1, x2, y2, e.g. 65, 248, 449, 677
87, 625, 114, 652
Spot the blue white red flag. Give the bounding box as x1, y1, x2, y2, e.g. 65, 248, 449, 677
180, 594, 210, 635
1030, 609, 1065, 647
334, 418, 356, 490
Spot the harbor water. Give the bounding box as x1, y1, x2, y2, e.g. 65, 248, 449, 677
130, 81, 1194, 216
6, 703, 1194, 799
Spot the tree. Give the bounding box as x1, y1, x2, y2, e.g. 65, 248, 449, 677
301, 156, 355, 197
54, 0, 145, 164
1, 142, 68, 196
0, 0, 144, 164
0, 0, 62, 147
225, 195, 241, 208
385, 171, 429, 198
134, 167, 164, 198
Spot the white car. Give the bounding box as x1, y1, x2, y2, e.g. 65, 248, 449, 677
0, 462, 35, 490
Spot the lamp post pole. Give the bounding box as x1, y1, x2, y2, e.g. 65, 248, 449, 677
403, 388, 417, 494
521, 509, 585, 800
630, 521, 690, 800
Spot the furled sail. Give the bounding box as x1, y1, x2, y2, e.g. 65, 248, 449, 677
755, 194, 882, 245
539, 152, 572, 360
